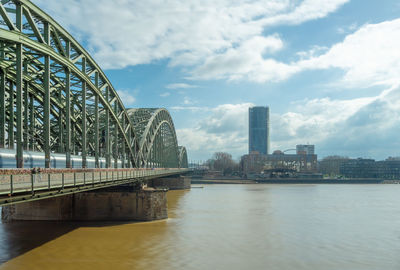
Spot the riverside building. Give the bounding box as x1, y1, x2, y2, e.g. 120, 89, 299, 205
296, 144, 315, 155
339, 157, 400, 179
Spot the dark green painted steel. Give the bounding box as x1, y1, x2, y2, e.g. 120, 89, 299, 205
29, 94, 34, 150
105, 86, 111, 168
0, 0, 188, 169
15, 3, 22, 167
43, 21, 50, 168
94, 72, 99, 168
0, 69, 5, 148
8, 81, 13, 149
81, 56, 87, 168
23, 81, 28, 150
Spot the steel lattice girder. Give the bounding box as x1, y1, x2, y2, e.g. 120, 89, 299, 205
178, 146, 188, 168
0, 0, 188, 169
0, 0, 135, 168
127, 108, 182, 168
0, 44, 88, 151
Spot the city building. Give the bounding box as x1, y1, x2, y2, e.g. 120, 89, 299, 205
240, 151, 266, 174
339, 158, 376, 178
318, 156, 350, 176
296, 144, 315, 155
263, 151, 317, 173
245, 107, 319, 177
339, 158, 400, 179
240, 149, 317, 176
249, 106, 269, 155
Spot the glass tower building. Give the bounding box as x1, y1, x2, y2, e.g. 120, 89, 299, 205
249, 106, 270, 155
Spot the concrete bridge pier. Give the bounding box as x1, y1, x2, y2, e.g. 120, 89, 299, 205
148, 175, 191, 190
2, 185, 168, 222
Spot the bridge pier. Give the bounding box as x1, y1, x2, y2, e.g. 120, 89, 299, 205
2, 187, 167, 222
148, 175, 191, 190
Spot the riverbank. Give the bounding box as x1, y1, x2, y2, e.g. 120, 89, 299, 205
191, 178, 400, 184
191, 179, 258, 184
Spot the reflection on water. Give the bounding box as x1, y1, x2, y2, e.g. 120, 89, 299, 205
1, 185, 400, 270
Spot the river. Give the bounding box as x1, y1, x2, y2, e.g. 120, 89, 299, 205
0, 184, 399, 269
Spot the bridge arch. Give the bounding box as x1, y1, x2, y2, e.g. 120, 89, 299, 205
128, 108, 183, 168
178, 146, 188, 168
0, 0, 187, 168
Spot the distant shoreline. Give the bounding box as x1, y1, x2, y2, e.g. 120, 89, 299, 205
191, 178, 400, 184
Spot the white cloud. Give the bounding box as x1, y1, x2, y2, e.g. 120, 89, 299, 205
296, 45, 329, 60
337, 22, 358, 34
33, 0, 349, 71
189, 35, 296, 82
170, 106, 208, 112
116, 90, 136, 106
176, 103, 253, 159
271, 96, 376, 150
166, 83, 198, 89
183, 96, 195, 105
299, 19, 400, 88
257, 0, 349, 26
316, 86, 400, 158
192, 18, 400, 85
39, 0, 400, 91
160, 92, 170, 97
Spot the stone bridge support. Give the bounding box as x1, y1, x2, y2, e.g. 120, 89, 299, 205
2, 186, 167, 222
148, 175, 191, 190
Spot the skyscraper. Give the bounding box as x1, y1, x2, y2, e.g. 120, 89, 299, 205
249, 106, 269, 155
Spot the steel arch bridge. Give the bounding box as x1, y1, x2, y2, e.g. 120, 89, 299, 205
0, 0, 188, 169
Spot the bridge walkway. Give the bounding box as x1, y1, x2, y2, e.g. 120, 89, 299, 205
0, 168, 190, 206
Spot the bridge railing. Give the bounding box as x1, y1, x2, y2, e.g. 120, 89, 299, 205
0, 168, 190, 196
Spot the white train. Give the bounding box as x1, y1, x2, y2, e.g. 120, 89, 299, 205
0, 149, 122, 168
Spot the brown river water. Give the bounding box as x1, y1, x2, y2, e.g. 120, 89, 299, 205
0, 184, 400, 270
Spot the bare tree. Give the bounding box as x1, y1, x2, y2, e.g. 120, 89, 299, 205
209, 152, 237, 175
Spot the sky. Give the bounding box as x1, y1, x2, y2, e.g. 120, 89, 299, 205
33, 0, 400, 162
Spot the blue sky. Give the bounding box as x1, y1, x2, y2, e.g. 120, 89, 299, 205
34, 0, 400, 162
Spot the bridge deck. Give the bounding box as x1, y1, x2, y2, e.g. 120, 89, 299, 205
0, 168, 190, 206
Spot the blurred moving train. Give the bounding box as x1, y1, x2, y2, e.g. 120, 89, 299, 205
0, 149, 122, 168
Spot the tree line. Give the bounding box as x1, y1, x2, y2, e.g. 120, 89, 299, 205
205, 152, 239, 175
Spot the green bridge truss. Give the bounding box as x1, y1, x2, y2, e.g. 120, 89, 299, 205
0, 0, 188, 168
